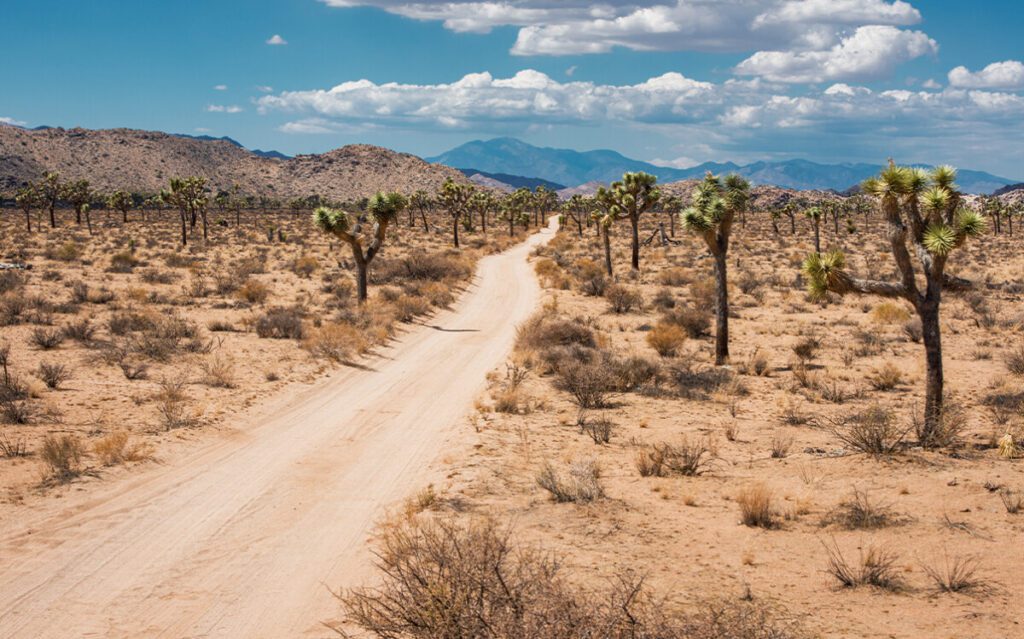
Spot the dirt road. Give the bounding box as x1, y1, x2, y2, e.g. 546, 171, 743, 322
0, 218, 557, 638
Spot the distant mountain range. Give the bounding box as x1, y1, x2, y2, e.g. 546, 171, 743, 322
173, 133, 291, 160
428, 137, 1018, 195
459, 169, 564, 192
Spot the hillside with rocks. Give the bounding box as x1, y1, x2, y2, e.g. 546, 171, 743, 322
0, 126, 466, 201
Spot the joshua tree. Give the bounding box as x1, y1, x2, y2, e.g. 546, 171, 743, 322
314, 192, 407, 303
470, 190, 495, 234
593, 186, 620, 276
681, 172, 750, 365
781, 201, 797, 234
160, 177, 208, 246
802, 163, 985, 446
561, 194, 591, 237
38, 172, 62, 228
409, 190, 431, 231
661, 194, 683, 237
804, 205, 824, 253
531, 186, 558, 228
439, 179, 474, 248
15, 184, 38, 232
63, 179, 95, 234
608, 172, 660, 271
107, 189, 133, 224
769, 208, 781, 235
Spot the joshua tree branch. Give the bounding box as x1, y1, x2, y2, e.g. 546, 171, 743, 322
847, 278, 908, 299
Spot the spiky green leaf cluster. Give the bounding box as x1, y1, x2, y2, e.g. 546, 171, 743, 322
955, 208, 986, 238
922, 223, 956, 256
802, 250, 851, 301
313, 206, 351, 235
367, 191, 408, 223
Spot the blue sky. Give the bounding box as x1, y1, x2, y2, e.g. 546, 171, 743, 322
2, 0, 1022, 178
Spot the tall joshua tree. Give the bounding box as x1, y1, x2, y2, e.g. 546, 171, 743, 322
609, 172, 660, 271
593, 186, 620, 276
160, 177, 208, 246
802, 163, 984, 446
15, 184, 38, 232
38, 172, 62, 228
409, 190, 431, 231
108, 189, 133, 224
439, 179, 474, 248
681, 172, 750, 365
63, 179, 95, 234
314, 192, 407, 303
804, 205, 824, 253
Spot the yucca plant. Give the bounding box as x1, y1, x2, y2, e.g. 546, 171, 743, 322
804, 205, 824, 253
107, 189, 134, 224
37, 171, 62, 228
593, 186, 620, 276
608, 172, 660, 271
314, 191, 407, 303
62, 179, 95, 234
15, 183, 38, 232
438, 178, 474, 248
681, 172, 751, 365
803, 163, 984, 446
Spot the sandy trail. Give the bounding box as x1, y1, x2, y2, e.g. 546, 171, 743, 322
0, 218, 557, 639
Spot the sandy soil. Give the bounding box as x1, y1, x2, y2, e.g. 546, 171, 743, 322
0, 217, 556, 638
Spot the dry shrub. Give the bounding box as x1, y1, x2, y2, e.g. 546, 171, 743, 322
37, 362, 71, 389
255, 307, 305, 339
392, 295, 432, 322
516, 312, 595, 352
770, 432, 793, 458
791, 335, 820, 363
824, 540, 904, 591
912, 401, 967, 449
1005, 344, 1024, 377
29, 327, 65, 350
871, 302, 911, 324
921, 553, 986, 594
669, 359, 731, 400
605, 284, 643, 314
537, 459, 604, 503
337, 516, 808, 639
305, 322, 367, 363
154, 377, 194, 430
292, 254, 319, 278
638, 438, 714, 477
62, 318, 96, 343
867, 363, 903, 391
739, 348, 771, 376
647, 322, 686, 357
902, 318, 923, 342
999, 487, 1023, 514
661, 307, 711, 338
689, 278, 716, 307
658, 266, 690, 287
554, 360, 615, 409
574, 258, 607, 296
237, 278, 271, 304
579, 415, 614, 444
829, 405, 909, 456
822, 487, 901, 529
0, 434, 29, 458
93, 431, 151, 466
736, 483, 776, 528
200, 355, 237, 388
40, 434, 84, 482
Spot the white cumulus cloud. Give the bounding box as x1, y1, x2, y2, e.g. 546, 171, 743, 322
206, 104, 244, 114
948, 60, 1024, 90
266, 34, 288, 45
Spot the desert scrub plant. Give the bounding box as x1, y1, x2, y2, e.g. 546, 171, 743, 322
829, 405, 910, 456
578, 414, 614, 444
660, 306, 711, 338
236, 278, 270, 304
872, 302, 911, 324
736, 483, 777, 528
554, 360, 616, 409
823, 540, 904, 591
536, 459, 604, 503
36, 362, 71, 389
821, 487, 902, 529
40, 434, 84, 483
681, 172, 750, 364
93, 431, 150, 466
154, 377, 193, 430
29, 327, 64, 350
803, 164, 984, 447
770, 432, 793, 458
646, 322, 686, 357
1005, 344, 1024, 377
515, 312, 595, 352
304, 322, 366, 363
255, 307, 305, 339
314, 192, 407, 303
199, 355, 236, 388
604, 284, 643, 314
998, 487, 1022, 514
337, 515, 809, 639
867, 363, 903, 391
921, 553, 986, 594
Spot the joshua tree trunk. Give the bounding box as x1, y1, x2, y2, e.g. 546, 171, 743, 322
669, 213, 675, 237
812, 219, 821, 253
452, 216, 460, 248
602, 226, 613, 276
508, 214, 515, 237
480, 209, 487, 234
630, 215, 640, 271
420, 208, 429, 232
49, 204, 56, 228
920, 299, 944, 444
84, 209, 92, 235
201, 209, 208, 241
180, 209, 188, 246
353, 251, 369, 303
789, 213, 795, 234
713, 251, 729, 365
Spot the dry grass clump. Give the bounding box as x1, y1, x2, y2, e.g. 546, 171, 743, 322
554, 359, 616, 409
337, 516, 808, 639
237, 278, 270, 304
93, 431, 151, 466
867, 363, 903, 391
29, 327, 65, 350
255, 306, 305, 339
40, 434, 84, 483
36, 362, 72, 389
829, 405, 910, 456
911, 401, 967, 449
660, 306, 711, 338
1005, 344, 1024, 377
669, 359, 732, 400
823, 540, 904, 591
636, 438, 714, 477
578, 413, 614, 444
515, 311, 595, 352
304, 322, 367, 363
647, 322, 687, 357
0, 434, 29, 458
199, 356, 237, 388
154, 377, 195, 430
605, 284, 643, 314
536, 459, 604, 503
871, 302, 911, 324
921, 553, 986, 594
736, 483, 777, 528
821, 487, 901, 529
999, 487, 1023, 514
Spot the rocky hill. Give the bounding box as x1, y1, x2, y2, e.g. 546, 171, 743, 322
0, 126, 465, 201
